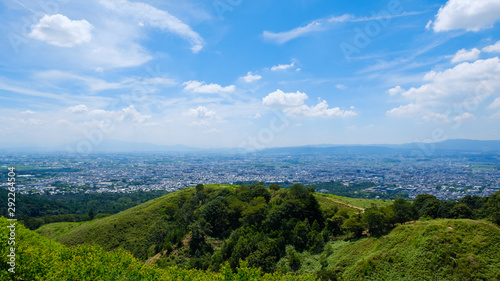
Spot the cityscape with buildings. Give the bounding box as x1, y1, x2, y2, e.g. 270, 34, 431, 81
2, 150, 499, 200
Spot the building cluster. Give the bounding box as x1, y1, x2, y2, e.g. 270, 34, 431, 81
1, 152, 499, 200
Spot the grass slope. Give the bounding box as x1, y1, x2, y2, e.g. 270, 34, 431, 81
325, 219, 500, 280
38, 185, 377, 257
0, 217, 314, 280
37, 187, 194, 254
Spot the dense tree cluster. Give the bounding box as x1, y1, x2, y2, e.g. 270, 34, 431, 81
149, 183, 500, 275
0, 189, 169, 229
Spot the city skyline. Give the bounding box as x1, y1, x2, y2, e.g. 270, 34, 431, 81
1, 0, 500, 150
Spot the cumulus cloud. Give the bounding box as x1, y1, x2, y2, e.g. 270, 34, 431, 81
262, 89, 308, 107
271, 62, 295, 71
451, 48, 481, 63
263, 89, 357, 118
388, 86, 405, 96
29, 14, 93, 47
242, 72, 262, 83
183, 80, 235, 94
483, 40, 500, 53
98, 0, 204, 53
433, 0, 500, 32
387, 57, 500, 121
88, 105, 151, 123
184, 106, 219, 126
67, 105, 89, 113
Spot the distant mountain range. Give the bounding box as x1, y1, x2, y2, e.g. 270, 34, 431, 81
1, 139, 499, 154
259, 139, 500, 156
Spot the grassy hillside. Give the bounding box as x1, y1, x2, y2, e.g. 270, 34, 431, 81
37, 186, 195, 255
315, 193, 392, 212
37, 184, 369, 256
10, 218, 500, 280
34, 184, 500, 280
274, 219, 500, 280
0, 217, 315, 280
328, 219, 500, 280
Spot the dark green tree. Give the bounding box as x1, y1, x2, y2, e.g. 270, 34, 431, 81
487, 191, 500, 225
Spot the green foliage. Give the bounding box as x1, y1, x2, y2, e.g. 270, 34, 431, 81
0, 218, 316, 280
487, 191, 500, 225
31, 184, 500, 280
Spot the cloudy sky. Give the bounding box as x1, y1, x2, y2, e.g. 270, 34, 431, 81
1, 0, 500, 150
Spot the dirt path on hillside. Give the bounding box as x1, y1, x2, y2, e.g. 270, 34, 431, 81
323, 197, 365, 212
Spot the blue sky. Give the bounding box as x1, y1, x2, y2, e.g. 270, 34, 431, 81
1, 0, 500, 150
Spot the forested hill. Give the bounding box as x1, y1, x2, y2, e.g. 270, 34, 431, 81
32, 183, 500, 280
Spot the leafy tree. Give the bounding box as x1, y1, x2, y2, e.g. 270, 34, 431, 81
189, 221, 212, 256
342, 214, 365, 238
200, 197, 230, 237
364, 208, 387, 236
289, 183, 308, 199
487, 190, 500, 225
413, 194, 437, 213
437, 201, 456, 219
240, 197, 267, 226
326, 215, 345, 236
88, 207, 95, 220
304, 194, 325, 228
269, 184, 281, 193
449, 203, 473, 219
392, 198, 415, 224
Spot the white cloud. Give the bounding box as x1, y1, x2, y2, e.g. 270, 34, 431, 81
263, 89, 357, 118
336, 84, 347, 90
262, 89, 308, 107
87, 105, 151, 123
263, 12, 419, 44
451, 48, 481, 63
388, 86, 405, 96
489, 97, 500, 109
387, 57, 500, 121
143, 77, 177, 86
271, 62, 295, 71
386, 103, 421, 117
433, 0, 500, 32
67, 105, 89, 113
183, 80, 235, 94
425, 20, 432, 30
20, 110, 36, 115
184, 106, 219, 126
483, 40, 500, 53
284, 101, 358, 118
263, 20, 325, 44
242, 72, 262, 83
98, 0, 204, 53
29, 14, 93, 47
87, 44, 152, 69
454, 112, 475, 122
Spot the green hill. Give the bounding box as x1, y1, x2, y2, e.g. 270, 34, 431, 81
36, 184, 370, 257
0, 217, 314, 280
32, 183, 500, 280
283, 219, 500, 280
